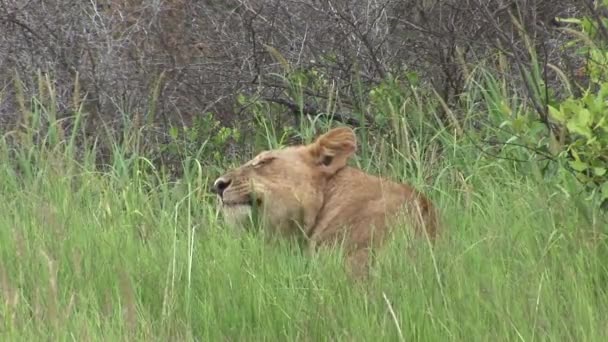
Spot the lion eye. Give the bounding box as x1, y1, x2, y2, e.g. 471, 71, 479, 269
253, 157, 276, 168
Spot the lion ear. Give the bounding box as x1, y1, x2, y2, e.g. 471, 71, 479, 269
308, 127, 357, 175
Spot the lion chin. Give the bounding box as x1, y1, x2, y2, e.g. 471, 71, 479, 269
220, 203, 252, 228
211, 126, 441, 280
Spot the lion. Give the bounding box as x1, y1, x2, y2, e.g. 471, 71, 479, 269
211, 126, 440, 279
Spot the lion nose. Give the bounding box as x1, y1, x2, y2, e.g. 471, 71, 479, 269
211, 177, 231, 197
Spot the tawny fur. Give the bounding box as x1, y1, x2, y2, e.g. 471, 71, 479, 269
212, 126, 440, 279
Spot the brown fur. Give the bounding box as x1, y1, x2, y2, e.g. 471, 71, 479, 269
211, 127, 440, 279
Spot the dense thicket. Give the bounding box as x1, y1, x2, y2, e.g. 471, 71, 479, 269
0, 1, 582, 130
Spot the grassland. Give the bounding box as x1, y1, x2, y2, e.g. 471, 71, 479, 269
0, 87, 607, 341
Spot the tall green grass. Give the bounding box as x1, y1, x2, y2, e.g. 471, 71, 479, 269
0, 74, 607, 341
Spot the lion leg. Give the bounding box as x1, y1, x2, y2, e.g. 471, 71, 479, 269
345, 248, 373, 281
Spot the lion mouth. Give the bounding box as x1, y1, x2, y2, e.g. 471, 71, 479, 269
221, 194, 262, 207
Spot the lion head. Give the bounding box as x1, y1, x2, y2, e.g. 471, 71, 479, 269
211, 127, 357, 237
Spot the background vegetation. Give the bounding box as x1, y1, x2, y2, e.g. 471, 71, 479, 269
1, 0, 607, 340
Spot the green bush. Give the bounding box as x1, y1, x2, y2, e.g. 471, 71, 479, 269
548, 4, 608, 207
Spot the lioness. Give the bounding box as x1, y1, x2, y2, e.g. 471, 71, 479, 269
211, 126, 440, 278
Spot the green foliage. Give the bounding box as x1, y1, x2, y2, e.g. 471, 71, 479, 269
235, 93, 300, 150
164, 112, 241, 167
368, 75, 411, 128
286, 67, 330, 98
467, 5, 608, 209
366, 72, 429, 131
548, 87, 608, 178
547, 5, 608, 205
475, 68, 552, 159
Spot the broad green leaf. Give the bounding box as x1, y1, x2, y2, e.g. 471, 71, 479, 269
548, 131, 562, 155
548, 105, 565, 123
582, 90, 595, 109
561, 98, 580, 116
567, 108, 593, 138
602, 181, 608, 200
599, 82, 608, 100
569, 159, 589, 172
582, 17, 597, 36
578, 108, 592, 126
587, 90, 606, 115
594, 115, 608, 131
594, 167, 607, 177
